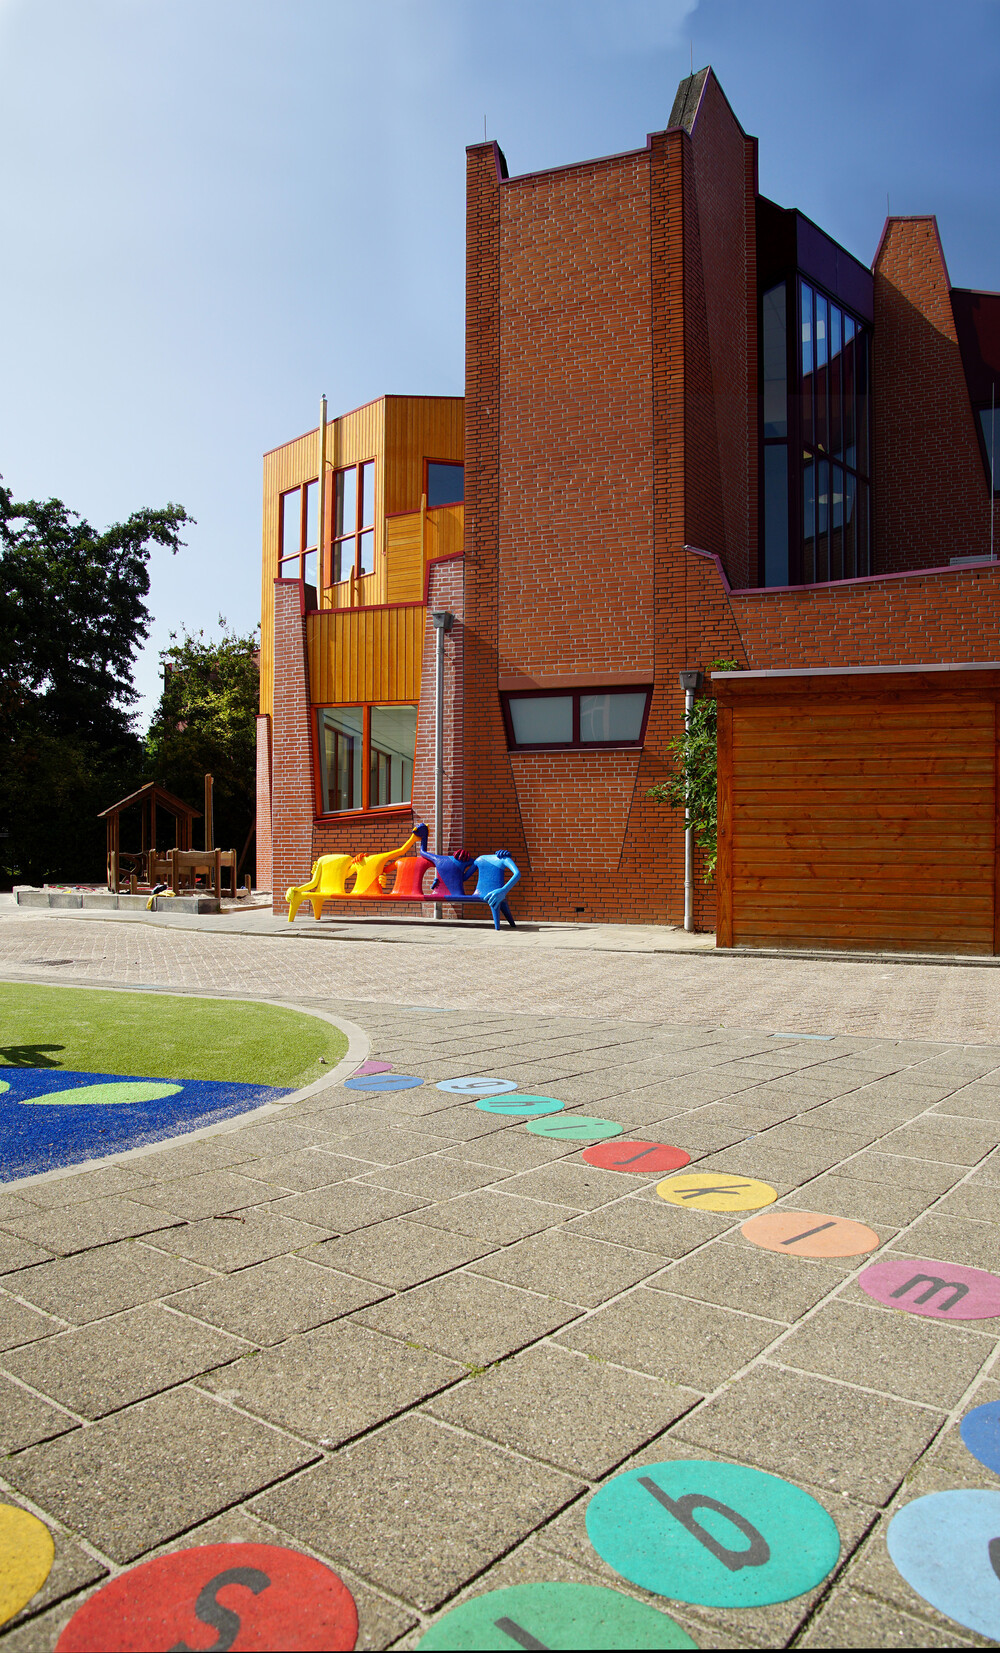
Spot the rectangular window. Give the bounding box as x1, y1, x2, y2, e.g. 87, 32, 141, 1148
502, 687, 651, 750
761, 284, 787, 439
316, 704, 417, 814
278, 481, 319, 606
427, 462, 464, 507
978, 408, 999, 492
330, 461, 376, 584
763, 445, 789, 586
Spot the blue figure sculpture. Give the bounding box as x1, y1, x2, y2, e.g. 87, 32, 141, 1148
412, 825, 475, 899
470, 849, 521, 930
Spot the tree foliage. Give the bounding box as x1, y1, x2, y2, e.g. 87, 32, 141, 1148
645, 660, 742, 882
144, 626, 260, 872
0, 481, 192, 886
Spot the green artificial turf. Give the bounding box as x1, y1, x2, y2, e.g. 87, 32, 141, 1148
0, 983, 347, 1089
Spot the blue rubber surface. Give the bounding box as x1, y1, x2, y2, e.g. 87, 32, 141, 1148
0, 1068, 293, 1180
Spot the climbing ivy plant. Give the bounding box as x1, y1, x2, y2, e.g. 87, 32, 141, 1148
645, 660, 742, 883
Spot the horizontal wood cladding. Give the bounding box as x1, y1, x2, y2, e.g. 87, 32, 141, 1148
722, 688, 998, 955
306, 606, 425, 705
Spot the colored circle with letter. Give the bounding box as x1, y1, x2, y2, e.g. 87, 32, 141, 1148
417, 1582, 696, 1649
740, 1210, 879, 1258
344, 1073, 423, 1091
585, 1460, 840, 1607
960, 1400, 1000, 1476
437, 1076, 519, 1096
475, 1095, 564, 1116
583, 1140, 691, 1174
859, 1257, 1000, 1320
657, 1173, 777, 1213
0, 1505, 54, 1627
525, 1116, 624, 1141
887, 1490, 1000, 1640
55, 1543, 358, 1652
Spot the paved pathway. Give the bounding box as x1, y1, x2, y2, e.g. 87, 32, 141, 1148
0, 914, 999, 1647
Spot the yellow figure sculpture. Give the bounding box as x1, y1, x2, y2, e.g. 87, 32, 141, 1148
285, 831, 418, 921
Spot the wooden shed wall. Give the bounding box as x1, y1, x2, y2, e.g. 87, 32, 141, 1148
717, 674, 1000, 956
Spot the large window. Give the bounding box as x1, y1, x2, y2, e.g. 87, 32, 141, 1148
761, 278, 871, 586
317, 703, 417, 813
279, 480, 319, 608
331, 461, 375, 584
501, 688, 651, 751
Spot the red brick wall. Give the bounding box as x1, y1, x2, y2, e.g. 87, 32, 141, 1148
254, 713, 272, 893
270, 580, 315, 914
412, 556, 465, 854
874, 217, 989, 571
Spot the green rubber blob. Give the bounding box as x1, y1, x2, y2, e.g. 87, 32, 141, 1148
20, 1081, 184, 1107
0, 1079, 8, 1095
417, 1582, 697, 1649
586, 1460, 841, 1607
525, 1116, 624, 1141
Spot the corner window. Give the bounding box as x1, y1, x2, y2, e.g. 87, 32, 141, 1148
331, 461, 375, 584
278, 480, 319, 607
501, 688, 650, 751
317, 703, 416, 813
978, 408, 998, 493
427, 462, 464, 507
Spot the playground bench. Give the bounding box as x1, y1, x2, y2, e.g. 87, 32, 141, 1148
286, 824, 520, 930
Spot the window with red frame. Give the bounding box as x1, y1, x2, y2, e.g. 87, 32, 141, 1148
500, 688, 651, 750
330, 461, 375, 583
316, 703, 417, 813
278, 480, 319, 607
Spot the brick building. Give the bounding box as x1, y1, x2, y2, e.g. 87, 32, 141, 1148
259, 67, 1000, 929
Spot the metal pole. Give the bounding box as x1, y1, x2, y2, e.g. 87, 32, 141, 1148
683, 685, 695, 932
317, 395, 327, 589
430, 612, 453, 921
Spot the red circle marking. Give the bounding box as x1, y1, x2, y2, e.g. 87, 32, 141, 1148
582, 1139, 691, 1174
55, 1543, 358, 1652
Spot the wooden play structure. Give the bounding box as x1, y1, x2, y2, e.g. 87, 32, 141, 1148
99, 781, 241, 898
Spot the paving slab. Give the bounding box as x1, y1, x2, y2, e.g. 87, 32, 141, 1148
147, 1208, 334, 1270
0, 1496, 108, 1638
777, 1298, 995, 1408
355, 1155, 507, 1201
500, 1160, 641, 1209
0, 1197, 182, 1255
789, 1172, 932, 1227
225, 1147, 378, 1191
351, 1271, 580, 1365
127, 1168, 280, 1220
565, 1194, 735, 1256
0, 1293, 64, 1349
876, 1118, 1000, 1165
268, 1182, 430, 1233
409, 1188, 575, 1244
648, 1237, 849, 1322
797, 1587, 981, 1649
441, 1132, 578, 1171
553, 1285, 782, 1388
303, 1217, 497, 1290
166, 1253, 391, 1343
893, 1209, 1000, 1272
251, 1412, 583, 1611
9, 1240, 211, 1322
930, 1087, 1000, 1122
468, 1228, 663, 1306
0, 1370, 78, 1452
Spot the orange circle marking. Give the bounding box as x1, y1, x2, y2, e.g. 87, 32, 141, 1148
741, 1209, 879, 1258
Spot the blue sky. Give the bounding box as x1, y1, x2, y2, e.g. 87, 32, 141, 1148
2, 0, 998, 725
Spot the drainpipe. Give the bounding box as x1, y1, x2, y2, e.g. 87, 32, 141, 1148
430, 611, 454, 920
678, 671, 703, 932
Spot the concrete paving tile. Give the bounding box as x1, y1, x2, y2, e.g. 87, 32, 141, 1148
265, 1182, 428, 1233
356, 1155, 506, 1201
352, 1272, 579, 1365
352, 1102, 511, 1141
934, 1180, 1000, 1222
0, 1191, 43, 1219
137, 1134, 265, 1178
129, 1168, 280, 1219
670, 1364, 944, 1504
837, 1150, 966, 1194
0, 1495, 107, 1635
929, 1089, 1000, 1122
409, 1189, 575, 1244
778, 1299, 994, 1408
501, 1161, 638, 1210
693, 1140, 856, 1185
424, 1344, 698, 1477
200, 1320, 462, 1444
0, 1233, 56, 1273
565, 1195, 734, 1257
966, 1151, 1000, 1185
3, 1301, 249, 1417
13, 1162, 157, 1207
226, 1117, 342, 1157
442, 1134, 577, 1171
0, 1197, 182, 1255
10, 1239, 211, 1322
553, 1286, 781, 1388
304, 1217, 496, 1290
142, 1208, 335, 1270
322, 1125, 454, 1163
841, 1502, 997, 1646
647, 1239, 847, 1322
4, 1386, 318, 1562
166, 1254, 391, 1343
878, 1117, 1000, 1165
469, 1228, 662, 1306
239, 1149, 379, 1191
0, 1292, 64, 1348
894, 1210, 1000, 1272
251, 1412, 583, 1611
0, 1371, 78, 1451
798, 1586, 980, 1648
794, 1172, 931, 1227
793, 1097, 925, 1133
752, 1122, 873, 1159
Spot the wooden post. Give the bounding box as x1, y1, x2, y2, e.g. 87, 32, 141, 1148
204, 774, 214, 851
170, 847, 179, 896
214, 847, 221, 898
129, 872, 137, 896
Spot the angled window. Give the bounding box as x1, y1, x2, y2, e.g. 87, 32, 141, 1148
501, 687, 651, 751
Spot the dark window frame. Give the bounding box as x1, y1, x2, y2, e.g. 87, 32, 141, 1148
328, 459, 377, 586
499, 686, 652, 753
424, 457, 465, 509
313, 700, 418, 819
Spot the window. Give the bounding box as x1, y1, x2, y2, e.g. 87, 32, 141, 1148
278, 480, 319, 607
331, 461, 375, 583
316, 704, 417, 813
501, 688, 650, 750
426, 462, 464, 507
978, 408, 998, 493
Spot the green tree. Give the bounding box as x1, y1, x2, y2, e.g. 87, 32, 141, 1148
144, 625, 260, 875
0, 481, 192, 885
646, 660, 742, 882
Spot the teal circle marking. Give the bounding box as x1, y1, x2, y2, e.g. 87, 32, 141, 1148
525, 1116, 624, 1141
887, 1490, 1000, 1640
416, 1582, 696, 1650
20, 1080, 183, 1107
475, 1094, 564, 1116
586, 1460, 841, 1607
437, 1076, 518, 1096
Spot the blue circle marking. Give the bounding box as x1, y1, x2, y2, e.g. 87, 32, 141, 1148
586, 1460, 841, 1607
436, 1076, 519, 1096
961, 1401, 1000, 1477
475, 1094, 564, 1116
887, 1490, 1000, 1640
343, 1074, 424, 1092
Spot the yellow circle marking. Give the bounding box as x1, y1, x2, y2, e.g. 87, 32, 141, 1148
656, 1172, 778, 1212
0, 1505, 54, 1626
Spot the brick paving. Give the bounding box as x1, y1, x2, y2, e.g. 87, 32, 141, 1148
0, 916, 999, 1647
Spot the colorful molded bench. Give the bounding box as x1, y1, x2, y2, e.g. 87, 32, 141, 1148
285, 824, 520, 930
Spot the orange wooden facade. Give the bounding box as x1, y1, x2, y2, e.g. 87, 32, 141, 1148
715, 664, 1000, 956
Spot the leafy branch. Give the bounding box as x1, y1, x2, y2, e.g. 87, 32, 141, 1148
646, 660, 742, 882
